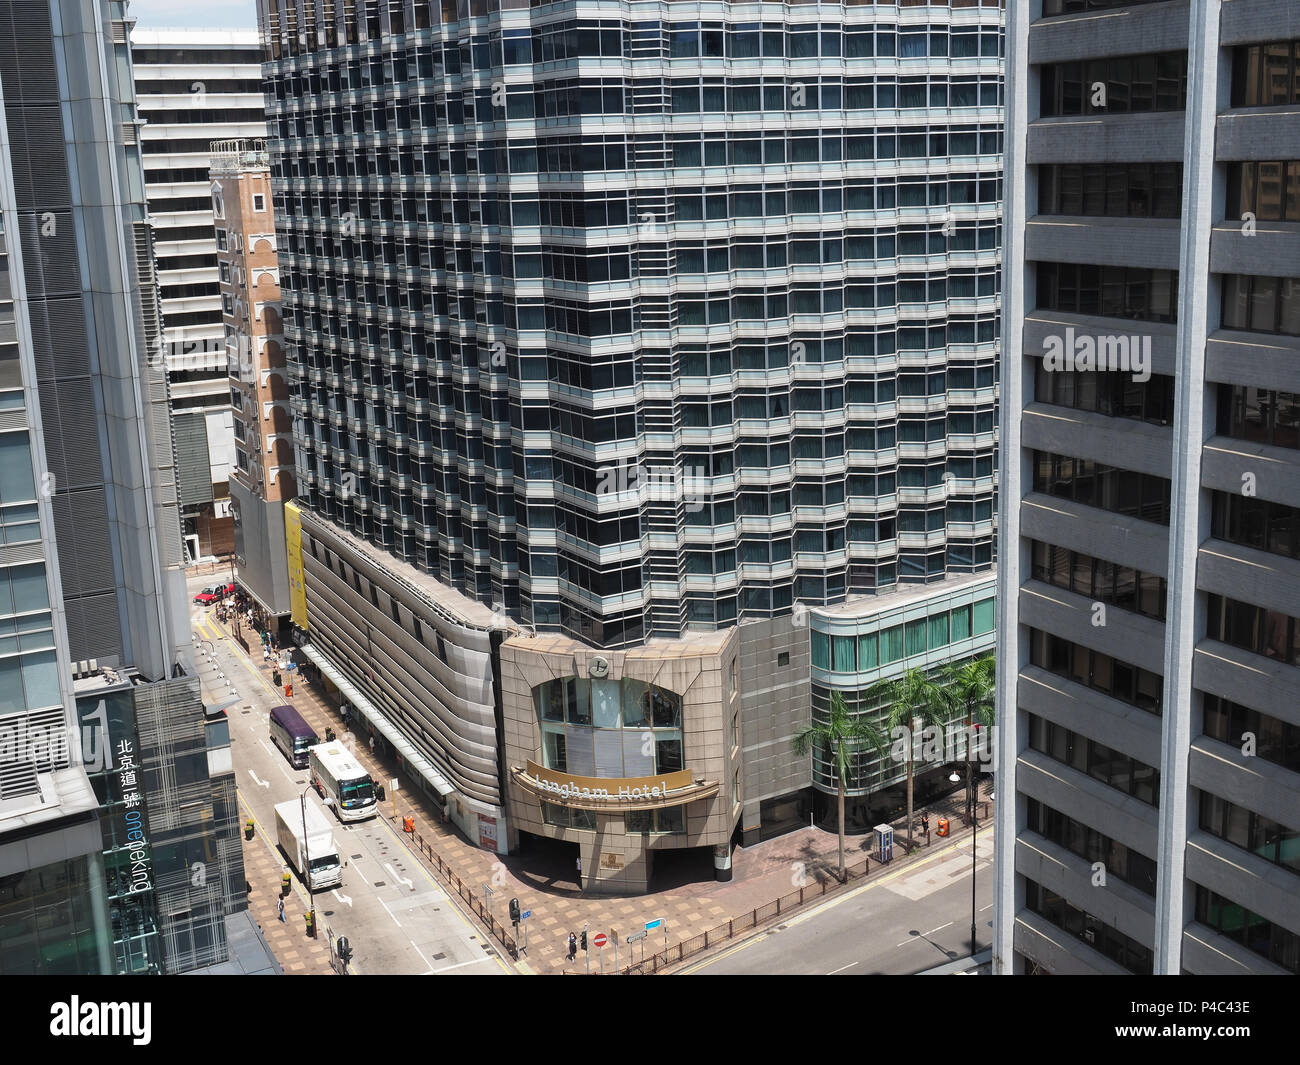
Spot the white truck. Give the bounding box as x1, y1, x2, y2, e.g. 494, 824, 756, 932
274, 797, 343, 891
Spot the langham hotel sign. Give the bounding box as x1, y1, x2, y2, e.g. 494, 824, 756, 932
512, 760, 720, 812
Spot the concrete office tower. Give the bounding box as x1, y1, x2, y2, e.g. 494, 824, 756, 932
212, 139, 296, 623
131, 28, 267, 562
262, 0, 1001, 892
0, 0, 252, 973
996, 0, 1300, 975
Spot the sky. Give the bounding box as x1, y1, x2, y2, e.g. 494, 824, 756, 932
128, 0, 259, 30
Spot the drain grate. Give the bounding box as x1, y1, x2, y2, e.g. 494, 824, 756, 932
373, 881, 386, 887
432, 952, 446, 961
351, 854, 362, 860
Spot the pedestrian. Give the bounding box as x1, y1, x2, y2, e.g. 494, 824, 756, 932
263, 647, 270, 663
575, 855, 582, 888
277, 897, 285, 923
369, 734, 375, 755
567, 931, 577, 961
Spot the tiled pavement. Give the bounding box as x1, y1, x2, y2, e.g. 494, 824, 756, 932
237, 796, 335, 975
211, 610, 992, 975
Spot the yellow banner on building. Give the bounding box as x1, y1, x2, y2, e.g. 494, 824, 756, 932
285, 501, 308, 631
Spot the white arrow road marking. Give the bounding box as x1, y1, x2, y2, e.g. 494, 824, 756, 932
384, 863, 413, 890
248, 769, 270, 788
331, 889, 353, 907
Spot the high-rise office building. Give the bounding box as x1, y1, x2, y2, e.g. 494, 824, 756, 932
996, 0, 1300, 975
262, 0, 1002, 892
0, 0, 256, 974
131, 28, 267, 562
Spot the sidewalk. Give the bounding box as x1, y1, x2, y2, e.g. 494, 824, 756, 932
212, 608, 992, 975
237, 798, 335, 975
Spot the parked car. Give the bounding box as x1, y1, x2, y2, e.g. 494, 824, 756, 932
193, 591, 218, 604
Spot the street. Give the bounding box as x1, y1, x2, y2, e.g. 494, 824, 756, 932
683, 832, 994, 975
188, 585, 506, 975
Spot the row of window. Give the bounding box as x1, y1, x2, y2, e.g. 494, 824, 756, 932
1027, 713, 1161, 806
1217, 385, 1300, 452
1030, 540, 1168, 623
1034, 364, 1174, 427
1204, 594, 1300, 667
1227, 161, 1300, 224
1040, 52, 1188, 117
1194, 884, 1299, 973
1028, 628, 1163, 716
1038, 163, 1182, 220
1032, 451, 1173, 526
667, 79, 1001, 116
811, 598, 995, 673
1036, 262, 1179, 324
1220, 274, 1300, 338
1023, 878, 1154, 974
1202, 693, 1300, 776
1231, 41, 1300, 108
1025, 797, 1157, 896
1211, 491, 1300, 564
1199, 792, 1300, 877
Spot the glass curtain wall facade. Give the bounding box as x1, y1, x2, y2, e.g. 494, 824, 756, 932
261, 0, 1001, 652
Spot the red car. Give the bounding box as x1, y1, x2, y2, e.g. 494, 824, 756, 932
193, 592, 218, 605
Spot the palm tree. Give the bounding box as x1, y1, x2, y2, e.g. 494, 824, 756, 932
936, 655, 995, 823
793, 691, 887, 882
872, 667, 948, 850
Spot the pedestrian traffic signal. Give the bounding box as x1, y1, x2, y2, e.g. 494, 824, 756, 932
336, 936, 353, 964
580, 930, 587, 951
509, 897, 520, 924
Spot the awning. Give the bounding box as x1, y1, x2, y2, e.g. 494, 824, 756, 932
298, 642, 455, 799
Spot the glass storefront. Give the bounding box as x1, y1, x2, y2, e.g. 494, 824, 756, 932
0, 855, 106, 974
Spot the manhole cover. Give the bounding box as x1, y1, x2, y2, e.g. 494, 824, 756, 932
374, 881, 386, 887
351, 854, 362, 860
432, 952, 446, 961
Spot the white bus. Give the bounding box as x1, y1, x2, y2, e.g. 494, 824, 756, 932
308, 742, 377, 823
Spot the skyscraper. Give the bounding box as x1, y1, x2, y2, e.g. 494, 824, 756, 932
996, 0, 1300, 975
263, 0, 1002, 892
0, 0, 253, 974
131, 28, 267, 562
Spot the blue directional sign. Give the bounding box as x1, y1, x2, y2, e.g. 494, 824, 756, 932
645, 917, 664, 931
520, 909, 532, 921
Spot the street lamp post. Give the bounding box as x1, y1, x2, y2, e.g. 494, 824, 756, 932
951, 768, 977, 957
301, 789, 315, 936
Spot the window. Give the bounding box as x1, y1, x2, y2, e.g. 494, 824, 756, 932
253, 193, 266, 212
1205, 594, 1300, 665
1232, 40, 1300, 107
1195, 884, 1300, 973
1212, 491, 1300, 562
1220, 274, 1300, 337
215, 229, 228, 251
1203, 694, 1300, 774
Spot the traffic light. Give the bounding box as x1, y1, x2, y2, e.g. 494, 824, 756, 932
580, 930, 587, 951
509, 897, 520, 924
336, 936, 353, 964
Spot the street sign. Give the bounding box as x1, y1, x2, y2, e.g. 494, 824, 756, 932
645, 917, 664, 930
520, 910, 532, 920
626, 930, 646, 943
592, 932, 608, 949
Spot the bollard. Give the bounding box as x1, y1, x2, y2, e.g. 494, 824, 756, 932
244, 817, 255, 840
403, 816, 414, 834
304, 910, 315, 937
281, 871, 292, 894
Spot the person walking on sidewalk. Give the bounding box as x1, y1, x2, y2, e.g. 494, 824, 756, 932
567, 931, 577, 962
278, 897, 285, 923
369, 734, 375, 756
575, 855, 582, 889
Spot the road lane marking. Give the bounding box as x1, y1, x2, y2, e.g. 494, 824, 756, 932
827, 961, 858, 975
409, 941, 433, 973
332, 889, 353, 907
923, 921, 953, 936
428, 956, 496, 973
248, 769, 270, 788
384, 862, 414, 890
379, 898, 403, 927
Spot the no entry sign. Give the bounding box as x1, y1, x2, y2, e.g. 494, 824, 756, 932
592, 932, 609, 949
